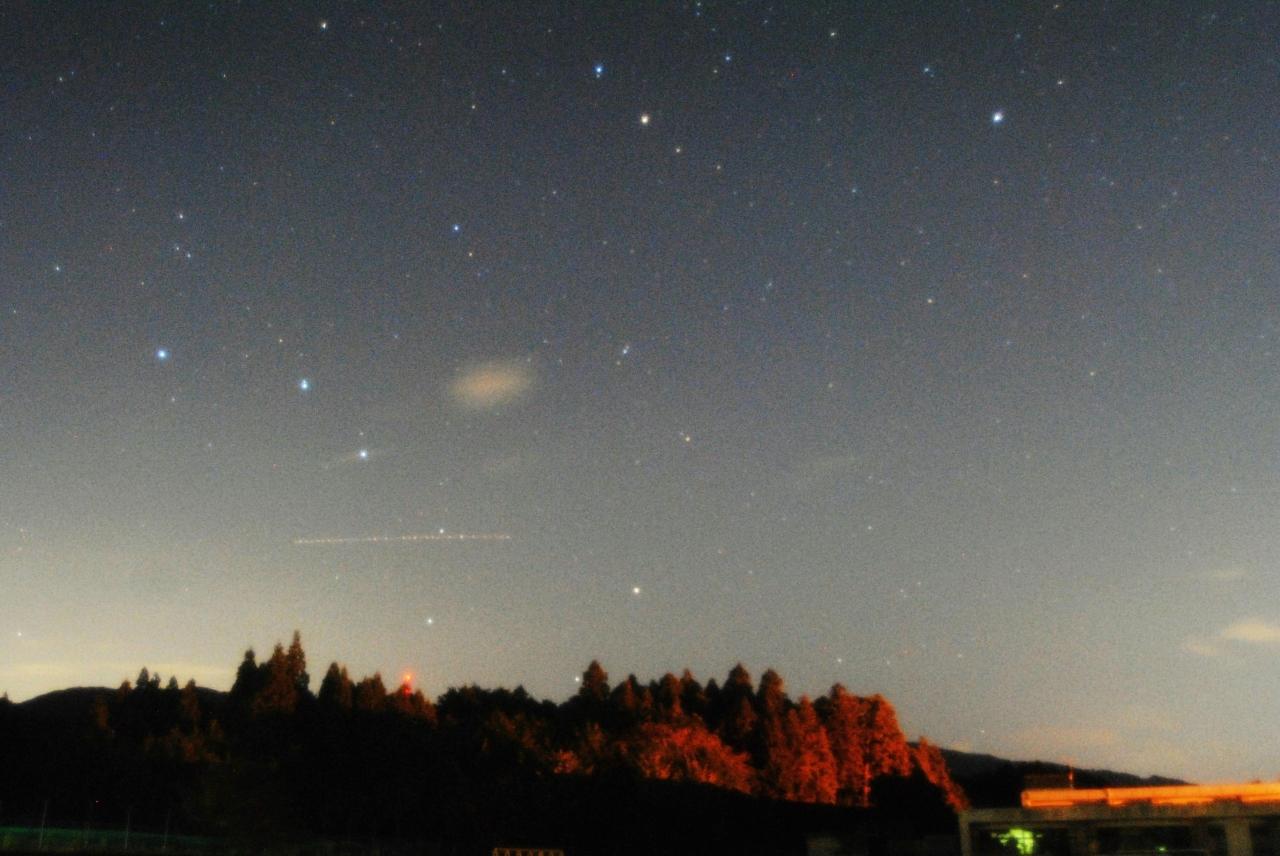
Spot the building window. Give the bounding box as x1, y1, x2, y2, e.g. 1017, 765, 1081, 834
1095, 825, 1196, 856
978, 828, 1072, 856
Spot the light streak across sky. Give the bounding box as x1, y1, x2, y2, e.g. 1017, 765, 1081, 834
292, 533, 513, 546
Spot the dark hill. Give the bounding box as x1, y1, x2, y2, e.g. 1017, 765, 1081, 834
938, 747, 1185, 807
20, 685, 227, 720
17, 686, 108, 721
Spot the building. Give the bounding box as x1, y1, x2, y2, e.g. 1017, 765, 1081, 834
961, 784, 1280, 856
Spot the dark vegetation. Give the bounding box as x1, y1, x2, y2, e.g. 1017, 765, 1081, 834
0, 633, 967, 853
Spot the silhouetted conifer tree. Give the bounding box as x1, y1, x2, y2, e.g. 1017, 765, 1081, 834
860, 694, 912, 780
653, 672, 683, 722
388, 680, 436, 723
318, 662, 354, 712
179, 680, 201, 730
253, 643, 300, 715
353, 673, 388, 712
720, 692, 759, 752
769, 698, 837, 804
579, 660, 609, 703
819, 683, 872, 805
716, 664, 757, 749
285, 630, 310, 695
611, 675, 641, 724
230, 649, 261, 702
912, 737, 968, 810
724, 663, 753, 695
757, 668, 787, 717
679, 669, 707, 720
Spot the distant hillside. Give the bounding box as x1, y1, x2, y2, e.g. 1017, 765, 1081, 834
937, 747, 1185, 807
20, 685, 225, 717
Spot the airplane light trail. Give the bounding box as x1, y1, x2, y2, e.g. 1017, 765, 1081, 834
292, 533, 512, 546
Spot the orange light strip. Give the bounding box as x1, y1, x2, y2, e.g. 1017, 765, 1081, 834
1023, 783, 1280, 809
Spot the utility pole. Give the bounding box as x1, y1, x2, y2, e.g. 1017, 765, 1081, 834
38, 799, 48, 851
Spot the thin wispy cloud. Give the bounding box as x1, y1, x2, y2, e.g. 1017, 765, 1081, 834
1185, 618, 1280, 657
1195, 566, 1251, 583
1220, 618, 1280, 645
1181, 637, 1223, 658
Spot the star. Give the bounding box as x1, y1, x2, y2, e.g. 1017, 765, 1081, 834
155, 348, 170, 362
631, 586, 642, 595
357, 449, 369, 461
593, 63, 604, 79
319, 20, 328, 30
451, 223, 461, 233
298, 378, 311, 391
639, 113, 651, 126
991, 109, 1006, 125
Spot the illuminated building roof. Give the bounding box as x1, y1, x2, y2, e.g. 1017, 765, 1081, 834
1022, 783, 1280, 809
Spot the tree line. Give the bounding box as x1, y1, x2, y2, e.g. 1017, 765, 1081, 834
0, 633, 965, 849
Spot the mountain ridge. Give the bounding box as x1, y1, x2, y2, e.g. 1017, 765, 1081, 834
936, 746, 1186, 807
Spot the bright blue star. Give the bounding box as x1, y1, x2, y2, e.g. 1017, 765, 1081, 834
991, 109, 1005, 125
593, 63, 604, 79
299, 378, 311, 392
155, 348, 170, 362
451, 223, 461, 234
357, 449, 369, 461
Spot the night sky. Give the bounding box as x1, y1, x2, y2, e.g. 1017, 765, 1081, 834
3, 2, 1279, 781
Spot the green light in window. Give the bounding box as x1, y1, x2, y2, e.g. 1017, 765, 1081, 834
996, 828, 1038, 855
